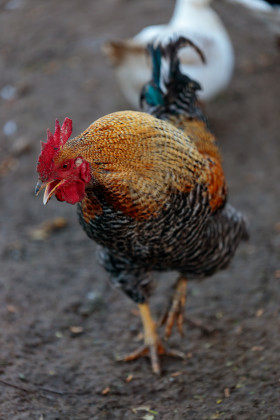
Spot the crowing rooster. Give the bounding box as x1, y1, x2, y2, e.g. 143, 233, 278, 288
35, 37, 248, 374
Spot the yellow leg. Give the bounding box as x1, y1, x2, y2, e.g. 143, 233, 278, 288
161, 275, 188, 340
122, 302, 185, 375
139, 303, 158, 347
161, 276, 215, 337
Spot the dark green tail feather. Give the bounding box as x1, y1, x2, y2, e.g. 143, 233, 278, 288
141, 36, 206, 123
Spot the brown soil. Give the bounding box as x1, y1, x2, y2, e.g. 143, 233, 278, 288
0, 0, 279, 419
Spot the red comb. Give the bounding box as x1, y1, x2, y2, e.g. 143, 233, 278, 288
37, 118, 72, 181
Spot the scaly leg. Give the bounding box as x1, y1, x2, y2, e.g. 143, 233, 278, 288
122, 302, 185, 375
161, 275, 188, 340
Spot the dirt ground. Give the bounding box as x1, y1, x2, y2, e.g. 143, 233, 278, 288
0, 0, 279, 419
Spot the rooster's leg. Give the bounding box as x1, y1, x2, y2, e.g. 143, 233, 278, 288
123, 302, 184, 375
161, 275, 188, 340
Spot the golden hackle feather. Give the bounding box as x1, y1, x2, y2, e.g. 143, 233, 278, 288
56, 111, 226, 219
168, 115, 227, 211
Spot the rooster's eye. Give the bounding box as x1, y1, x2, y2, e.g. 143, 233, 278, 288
62, 163, 68, 169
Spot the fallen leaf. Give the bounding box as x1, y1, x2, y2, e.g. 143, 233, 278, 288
171, 371, 183, 377
132, 407, 158, 419
255, 308, 264, 318
125, 374, 133, 383
69, 326, 84, 335
132, 406, 151, 414
18, 373, 27, 382
7, 305, 17, 313
224, 388, 230, 398
29, 217, 68, 240
210, 413, 221, 419
48, 370, 56, 376
274, 270, 280, 279
101, 386, 110, 395
251, 346, 264, 352
143, 415, 154, 420
235, 325, 243, 335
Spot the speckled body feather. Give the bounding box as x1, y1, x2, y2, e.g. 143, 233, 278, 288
78, 183, 247, 303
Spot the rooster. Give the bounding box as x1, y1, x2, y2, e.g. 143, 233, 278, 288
35, 37, 248, 375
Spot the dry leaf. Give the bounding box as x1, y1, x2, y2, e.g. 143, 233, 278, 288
224, 388, 230, 398
29, 217, 68, 240
251, 346, 264, 352
143, 415, 154, 420
132, 406, 151, 414
7, 305, 17, 313
235, 325, 243, 335
255, 308, 264, 318
101, 386, 110, 395
210, 413, 221, 419
171, 371, 183, 377
69, 326, 84, 335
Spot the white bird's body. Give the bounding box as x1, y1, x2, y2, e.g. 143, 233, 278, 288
104, 0, 234, 108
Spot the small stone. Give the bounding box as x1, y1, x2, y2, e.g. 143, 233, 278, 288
0, 85, 16, 100
3, 120, 17, 136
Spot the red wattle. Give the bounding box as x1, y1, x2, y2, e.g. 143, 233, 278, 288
55, 180, 86, 205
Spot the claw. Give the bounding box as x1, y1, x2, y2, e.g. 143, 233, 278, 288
119, 302, 185, 374
120, 338, 185, 375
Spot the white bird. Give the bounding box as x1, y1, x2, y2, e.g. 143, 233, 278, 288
103, 0, 234, 109
227, 0, 280, 37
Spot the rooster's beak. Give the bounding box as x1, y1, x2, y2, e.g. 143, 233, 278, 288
35, 179, 65, 205
35, 180, 44, 196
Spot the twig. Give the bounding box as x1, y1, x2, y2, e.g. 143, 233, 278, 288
0, 379, 31, 393
0, 378, 88, 396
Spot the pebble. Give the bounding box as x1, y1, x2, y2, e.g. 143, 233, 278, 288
3, 120, 17, 136
0, 85, 16, 100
